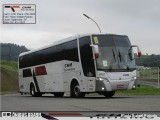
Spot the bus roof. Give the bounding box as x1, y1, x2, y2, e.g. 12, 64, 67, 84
19, 33, 127, 57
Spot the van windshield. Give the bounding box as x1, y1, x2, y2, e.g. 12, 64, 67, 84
92, 35, 135, 71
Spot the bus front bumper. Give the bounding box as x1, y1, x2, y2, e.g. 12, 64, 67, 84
96, 78, 136, 92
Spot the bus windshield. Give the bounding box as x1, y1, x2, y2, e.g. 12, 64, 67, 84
92, 35, 135, 71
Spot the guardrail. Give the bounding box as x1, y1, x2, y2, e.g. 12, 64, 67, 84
137, 67, 159, 88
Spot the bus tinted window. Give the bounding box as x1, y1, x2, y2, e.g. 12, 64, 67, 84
55, 44, 63, 61
79, 36, 95, 77
113, 36, 131, 47
19, 40, 78, 68
63, 40, 79, 62
92, 35, 114, 47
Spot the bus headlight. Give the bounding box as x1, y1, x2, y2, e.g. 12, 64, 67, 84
134, 76, 137, 79
98, 77, 109, 82
132, 85, 136, 89
131, 76, 137, 81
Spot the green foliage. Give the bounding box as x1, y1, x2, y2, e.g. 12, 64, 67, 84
0, 43, 29, 61
136, 54, 160, 67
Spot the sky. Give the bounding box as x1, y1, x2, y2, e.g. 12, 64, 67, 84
1, 0, 160, 55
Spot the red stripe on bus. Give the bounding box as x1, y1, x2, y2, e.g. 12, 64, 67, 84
35, 66, 47, 76
48, 113, 82, 116
12, 6, 20, 8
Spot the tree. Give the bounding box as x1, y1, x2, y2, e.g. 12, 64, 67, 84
0, 43, 29, 61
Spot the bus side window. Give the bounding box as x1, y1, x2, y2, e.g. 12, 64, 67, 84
63, 40, 79, 62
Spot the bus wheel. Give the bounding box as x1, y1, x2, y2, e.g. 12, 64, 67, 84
54, 92, 64, 97
71, 82, 85, 98
103, 91, 115, 98
20, 92, 23, 95
30, 84, 42, 97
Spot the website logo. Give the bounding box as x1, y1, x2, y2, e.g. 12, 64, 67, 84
3, 4, 36, 24
4, 5, 20, 12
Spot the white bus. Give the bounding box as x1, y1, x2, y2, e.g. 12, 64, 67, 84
18, 34, 141, 98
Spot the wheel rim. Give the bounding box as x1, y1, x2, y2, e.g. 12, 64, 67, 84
31, 86, 35, 95
74, 85, 80, 96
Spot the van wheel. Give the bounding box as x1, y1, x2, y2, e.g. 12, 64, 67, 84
71, 82, 85, 98
103, 91, 115, 98
54, 92, 64, 97
30, 84, 42, 97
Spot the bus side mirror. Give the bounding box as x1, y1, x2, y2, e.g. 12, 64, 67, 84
132, 45, 142, 58
90, 44, 100, 58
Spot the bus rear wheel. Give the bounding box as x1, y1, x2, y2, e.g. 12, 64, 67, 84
30, 84, 42, 97
71, 82, 85, 98
53, 92, 64, 97
103, 91, 115, 98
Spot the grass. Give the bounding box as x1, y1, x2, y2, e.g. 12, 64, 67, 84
116, 85, 160, 95
0, 60, 19, 94
88, 85, 160, 96
0, 60, 18, 72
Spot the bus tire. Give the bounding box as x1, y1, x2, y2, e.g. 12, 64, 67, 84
71, 81, 85, 98
103, 91, 115, 98
54, 92, 64, 97
30, 84, 42, 97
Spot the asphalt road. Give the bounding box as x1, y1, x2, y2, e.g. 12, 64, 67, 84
1, 94, 160, 112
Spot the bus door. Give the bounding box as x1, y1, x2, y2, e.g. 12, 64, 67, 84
79, 36, 96, 92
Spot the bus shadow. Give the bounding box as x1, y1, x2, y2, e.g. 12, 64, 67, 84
83, 96, 132, 99
22, 95, 132, 99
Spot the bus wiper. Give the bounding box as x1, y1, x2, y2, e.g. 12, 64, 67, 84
109, 49, 116, 71
112, 49, 116, 62
118, 51, 121, 62
127, 65, 130, 70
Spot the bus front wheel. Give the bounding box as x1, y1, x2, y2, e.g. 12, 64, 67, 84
102, 91, 115, 98
71, 82, 85, 98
